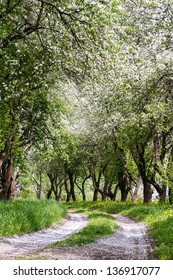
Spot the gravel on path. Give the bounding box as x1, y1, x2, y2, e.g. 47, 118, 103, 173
25, 213, 156, 260
0, 210, 88, 259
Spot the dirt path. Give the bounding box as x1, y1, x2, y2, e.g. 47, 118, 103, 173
29, 213, 155, 260
0, 211, 88, 260
0, 211, 155, 260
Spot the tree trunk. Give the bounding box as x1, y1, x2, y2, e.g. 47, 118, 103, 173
47, 188, 52, 199
81, 175, 90, 201
112, 184, 119, 201
169, 187, 173, 204
47, 174, 55, 199
55, 180, 64, 201
82, 191, 86, 201
65, 179, 71, 202
159, 184, 167, 203
0, 156, 15, 200
120, 181, 131, 202
91, 172, 103, 201
130, 177, 142, 203
143, 179, 153, 203
6, 158, 15, 200
74, 177, 86, 201
93, 189, 98, 201
101, 192, 107, 201
117, 171, 131, 202
36, 171, 43, 199
69, 172, 76, 201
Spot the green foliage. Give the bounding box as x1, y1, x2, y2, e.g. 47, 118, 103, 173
53, 209, 118, 247
0, 199, 67, 236
0, 0, 112, 199
1, 0, 173, 205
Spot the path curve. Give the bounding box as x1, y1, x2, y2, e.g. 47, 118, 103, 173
0, 211, 88, 259
34, 214, 156, 260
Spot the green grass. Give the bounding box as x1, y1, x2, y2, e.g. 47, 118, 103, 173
67, 201, 173, 260
1, 199, 172, 260
53, 210, 119, 247
0, 199, 67, 236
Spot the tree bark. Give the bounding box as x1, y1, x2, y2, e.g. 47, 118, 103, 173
130, 177, 142, 203
143, 179, 153, 203
131, 145, 153, 203
64, 179, 71, 202
91, 171, 104, 201
0, 156, 15, 200
47, 173, 55, 199
74, 175, 90, 201
33, 172, 43, 199
93, 189, 98, 201
68, 171, 76, 201
169, 187, 173, 204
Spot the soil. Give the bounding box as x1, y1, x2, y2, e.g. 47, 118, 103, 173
0, 211, 156, 260
0, 210, 88, 260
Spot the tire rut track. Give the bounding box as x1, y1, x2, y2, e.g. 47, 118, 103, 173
34, 213, 156, 260
0, 211, 156, 260
0, 211, 88, 259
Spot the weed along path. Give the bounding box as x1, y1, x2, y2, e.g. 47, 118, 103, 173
25, 213, 156, 260
0, 211, 155, 260
0, 211, 88, 260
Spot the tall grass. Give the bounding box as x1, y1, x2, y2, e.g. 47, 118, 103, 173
0, 199, 67, 236
68, 201, 173, 260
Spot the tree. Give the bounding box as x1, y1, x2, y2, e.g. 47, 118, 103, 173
0, 0, 112, 200
75, 0, 173, 203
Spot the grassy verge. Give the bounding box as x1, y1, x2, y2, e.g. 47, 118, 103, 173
0, 199, 67, 236
67, 201, 173, 260
53, 210, 119, 247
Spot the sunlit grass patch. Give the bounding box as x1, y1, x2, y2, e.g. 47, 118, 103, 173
53, 211, 119, 247
0, 199, 67, 236
68, 201, 173, 260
